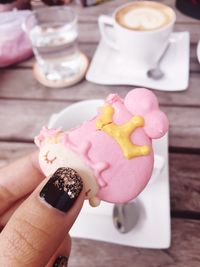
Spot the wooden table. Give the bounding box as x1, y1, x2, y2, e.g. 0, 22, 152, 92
0, 0, 200, 266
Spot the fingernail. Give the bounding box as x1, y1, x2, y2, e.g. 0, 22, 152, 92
40, 167, 83, 212
53, 256, 68, 267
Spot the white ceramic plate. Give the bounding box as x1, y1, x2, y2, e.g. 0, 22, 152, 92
48, 100, 171, 249
86, 32, 190, 91
48, 99, 104, 129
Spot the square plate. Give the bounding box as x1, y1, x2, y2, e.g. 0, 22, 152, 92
86, 32, 190, 91
48, 100, 171, 249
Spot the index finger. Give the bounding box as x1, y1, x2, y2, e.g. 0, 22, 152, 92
0, 151, 44, 215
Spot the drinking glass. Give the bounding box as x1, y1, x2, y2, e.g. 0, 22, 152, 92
23, 7, 82, 81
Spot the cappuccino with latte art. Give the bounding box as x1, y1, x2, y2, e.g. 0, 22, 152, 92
116, 2, 174, 31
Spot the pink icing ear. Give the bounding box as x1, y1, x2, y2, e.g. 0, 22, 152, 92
124, 88, 159, 116
124, 88, 168, 139
106, 93, 132, 124
106, 94, 123, 104
144, 110, 169, 139
34, 126, 62, 148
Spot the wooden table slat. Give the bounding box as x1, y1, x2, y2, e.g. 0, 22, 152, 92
0, 99, 200, 148
1, 70, 200, 108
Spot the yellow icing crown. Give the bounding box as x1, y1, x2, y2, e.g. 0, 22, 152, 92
96, 105, 150, 159
45, 132, 64, 145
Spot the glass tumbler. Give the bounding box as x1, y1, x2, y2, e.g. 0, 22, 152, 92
23, 6, 82, 81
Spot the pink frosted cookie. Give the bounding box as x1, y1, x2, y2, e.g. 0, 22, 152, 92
35, 88, 168, 207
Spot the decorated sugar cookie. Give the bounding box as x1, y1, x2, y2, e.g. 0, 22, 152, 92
35, 88, 168, 207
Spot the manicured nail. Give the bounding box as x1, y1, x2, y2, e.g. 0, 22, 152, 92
53, 256, 68, 267
40, 167, 83, 212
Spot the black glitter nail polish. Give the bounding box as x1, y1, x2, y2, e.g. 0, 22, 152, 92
40, 167, 83, 212
53, 256, 68, 267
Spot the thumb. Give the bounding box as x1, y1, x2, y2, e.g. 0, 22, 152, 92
0, 167, 85, 267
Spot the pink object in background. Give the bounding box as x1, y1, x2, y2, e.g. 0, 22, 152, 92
0, 0, 30, 12
0, 10, 33, 67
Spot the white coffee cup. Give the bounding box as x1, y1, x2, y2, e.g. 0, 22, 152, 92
98, 1, 176, 70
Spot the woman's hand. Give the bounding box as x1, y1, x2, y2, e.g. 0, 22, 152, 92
0, 152, 84, 267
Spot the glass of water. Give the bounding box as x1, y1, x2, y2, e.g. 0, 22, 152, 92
24, 7, 82, 82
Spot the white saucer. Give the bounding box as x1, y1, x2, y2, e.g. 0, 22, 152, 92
86, 32, 190, 91
48, 100, 171, 249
